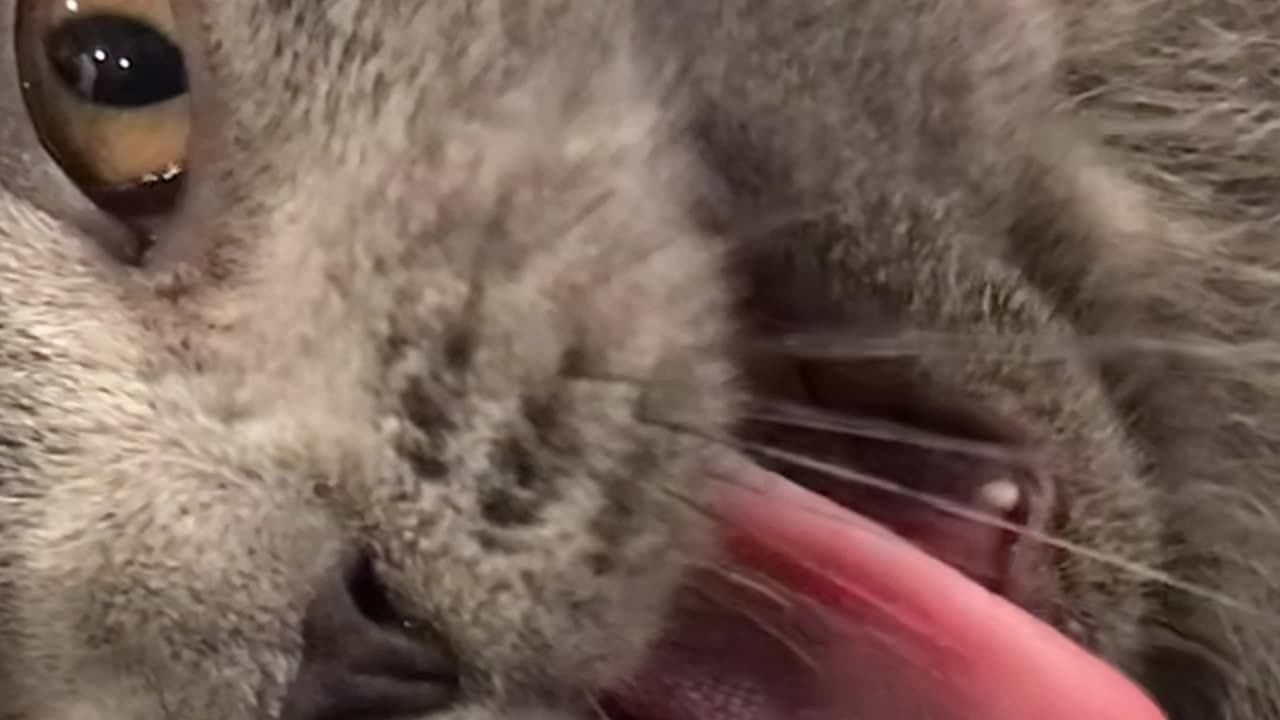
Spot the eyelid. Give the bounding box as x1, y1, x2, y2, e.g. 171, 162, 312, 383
47, 0, 181, 33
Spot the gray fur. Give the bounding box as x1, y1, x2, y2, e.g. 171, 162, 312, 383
0, 1, 1275, 718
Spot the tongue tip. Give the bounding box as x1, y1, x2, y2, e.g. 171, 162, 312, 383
710, 458, 1169, 720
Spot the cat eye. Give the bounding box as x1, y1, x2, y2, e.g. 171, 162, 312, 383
15, 0, 189, 224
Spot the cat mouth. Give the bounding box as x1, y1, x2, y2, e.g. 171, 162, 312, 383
603, 458, 1167, 720
602, 351, 1168, 720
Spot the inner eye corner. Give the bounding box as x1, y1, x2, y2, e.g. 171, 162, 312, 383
14, 0, 192, 234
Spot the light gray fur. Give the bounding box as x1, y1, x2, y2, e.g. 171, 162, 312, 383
0, 1, 1275, 719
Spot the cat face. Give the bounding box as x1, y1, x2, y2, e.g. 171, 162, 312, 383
0, 1, 1275, 719
0, 2, 733, 717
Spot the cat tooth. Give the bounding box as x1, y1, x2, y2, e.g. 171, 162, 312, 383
976, 479, 1021, 513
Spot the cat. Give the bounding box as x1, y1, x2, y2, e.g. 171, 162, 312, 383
0, 0, 1277, 718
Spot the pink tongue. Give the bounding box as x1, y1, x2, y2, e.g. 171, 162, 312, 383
712, 462, 1166, 720
620, 461, 1168, 720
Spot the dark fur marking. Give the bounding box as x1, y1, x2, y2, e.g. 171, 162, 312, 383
442, 328, 474, 372
473, 528, 520, 554
587, 443, 660, 577
401, 377, 456, 437
398, 377, 455, 482
500, 435, 539, 492
558, 340, 591, 379
478, 487, 539, 527
478, 435, 550, 527
521, 390, 578, 455
404, 443, 449, 482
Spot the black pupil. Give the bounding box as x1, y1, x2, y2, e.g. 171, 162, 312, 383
45, 14, 186, 108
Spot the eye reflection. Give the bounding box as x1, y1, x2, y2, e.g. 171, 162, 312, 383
46, 14, 187, 108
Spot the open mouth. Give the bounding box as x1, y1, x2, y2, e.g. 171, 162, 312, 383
603, 458, 1166, 720
603, 357, 1169, 720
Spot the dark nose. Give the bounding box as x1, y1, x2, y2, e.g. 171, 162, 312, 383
279, 554, 460, 720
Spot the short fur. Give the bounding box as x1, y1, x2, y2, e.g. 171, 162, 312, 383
0, 1, 1276, 718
